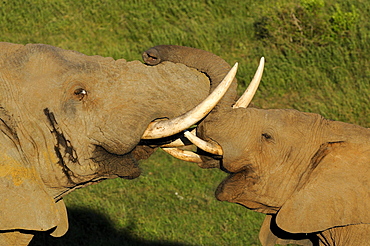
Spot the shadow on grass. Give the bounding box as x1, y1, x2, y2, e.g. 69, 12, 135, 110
29, 207, 193, 246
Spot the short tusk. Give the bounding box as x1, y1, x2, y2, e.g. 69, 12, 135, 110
233, 57, 264, 108
141, 63, 238, 139
160, 138, 188, 148
184, 131, 223, 155
161, 148, 203, 163
160, 129, 196, 148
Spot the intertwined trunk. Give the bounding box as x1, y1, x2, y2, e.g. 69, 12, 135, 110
142, 45, 238, 109
142, 45, 238, 167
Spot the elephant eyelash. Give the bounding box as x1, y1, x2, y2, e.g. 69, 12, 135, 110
74, 88, 87, 100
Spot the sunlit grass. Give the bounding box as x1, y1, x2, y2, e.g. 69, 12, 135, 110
2, 0, 369, 245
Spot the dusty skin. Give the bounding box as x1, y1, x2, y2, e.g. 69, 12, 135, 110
152, 45, 370, 246
0, 43, 234, 245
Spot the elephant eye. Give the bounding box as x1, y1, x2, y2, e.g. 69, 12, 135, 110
74, 88, 87, 101
262, 133, 273, 141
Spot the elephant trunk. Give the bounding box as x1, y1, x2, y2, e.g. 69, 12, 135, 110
145, 45, 264, 169
143, 45, 238, 168
142, 45, 238, 109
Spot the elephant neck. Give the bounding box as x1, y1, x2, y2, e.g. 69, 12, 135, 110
322, 118, 370, 143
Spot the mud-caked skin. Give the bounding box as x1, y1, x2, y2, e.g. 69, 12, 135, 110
0, 42, 213, 245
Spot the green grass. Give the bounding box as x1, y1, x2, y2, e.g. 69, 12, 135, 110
1, 0, 370, 245
30, 150, 264, 246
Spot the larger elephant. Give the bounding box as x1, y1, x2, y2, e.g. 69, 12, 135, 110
0, 43, 237, 245
150, 46, 370, 245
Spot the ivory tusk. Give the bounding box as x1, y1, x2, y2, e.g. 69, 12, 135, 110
141, 63, 238, 139
160, 138, 188, 148
233, 57, 264, 108
161, 147, 203, 163
184, 131, 223, 155
160, 129, 196, 148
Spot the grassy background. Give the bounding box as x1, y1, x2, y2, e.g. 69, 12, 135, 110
1, 0, 369, 245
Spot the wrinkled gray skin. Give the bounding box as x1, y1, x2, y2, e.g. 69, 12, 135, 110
0, 43, 213, 245
149, 45, 370, 246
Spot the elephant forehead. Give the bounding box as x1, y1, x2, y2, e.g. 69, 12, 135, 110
3, 43, 118, 75
204, 109, 260, 163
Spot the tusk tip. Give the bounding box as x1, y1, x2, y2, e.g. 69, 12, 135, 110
232, 56, 265, 109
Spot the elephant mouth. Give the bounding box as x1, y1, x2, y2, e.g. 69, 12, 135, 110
91, 145, 143, 179
216, 170, 280, 213
215, 171, 250, 202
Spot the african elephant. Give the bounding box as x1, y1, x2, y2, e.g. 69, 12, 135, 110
150, 45, 370, 245
209, 107, 370, 246
0, 43, 236, 245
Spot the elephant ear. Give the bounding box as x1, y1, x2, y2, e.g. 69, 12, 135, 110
0, 122, 68, 236
259, 215, 315, 246
50, 199, 69, 237
0, 167, 69, 236
276, 141, 370, 234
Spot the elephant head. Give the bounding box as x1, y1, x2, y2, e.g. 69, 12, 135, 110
0, 43, 236, 245
149, 46, 370, 245
202, 104, 370, 245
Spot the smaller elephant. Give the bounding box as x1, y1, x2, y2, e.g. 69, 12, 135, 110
156, 54, 370, 245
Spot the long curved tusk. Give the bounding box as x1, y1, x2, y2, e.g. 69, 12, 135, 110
233, 57, 264, 108
161, 148, 203, 163
141, 63, 238, 139
184, 131, 223, 155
